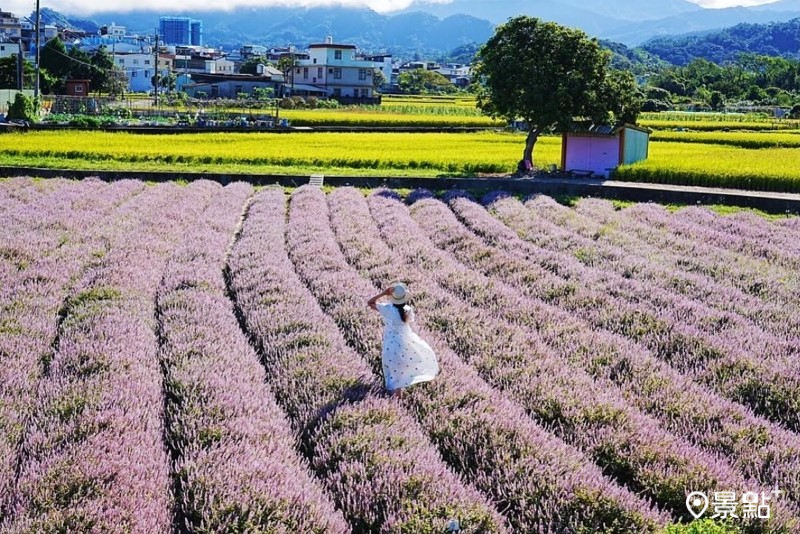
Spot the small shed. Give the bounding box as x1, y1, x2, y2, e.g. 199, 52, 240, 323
64, 79, 91, 97
561, 123, 650, 178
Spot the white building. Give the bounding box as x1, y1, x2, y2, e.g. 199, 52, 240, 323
362, 54, 392, 90
0, 41, 19, 59
435, 63, 472, 88
114, 52, 156, 93
100, 23, 126, 37
215, 58, 234, 75
294, 39, 378, 102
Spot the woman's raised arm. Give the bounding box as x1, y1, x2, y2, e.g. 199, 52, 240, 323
367, 287, 393, 311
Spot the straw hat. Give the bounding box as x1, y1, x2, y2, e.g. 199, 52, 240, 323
388, 282, 409, 305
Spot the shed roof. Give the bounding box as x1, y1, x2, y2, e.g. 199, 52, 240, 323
566, 122, 651, 136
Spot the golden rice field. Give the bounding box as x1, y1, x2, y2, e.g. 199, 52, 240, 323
279, 108, 498, 126
616, 143, 800, 192
1, 128, 799, 192
0, 130, 552, 176
651, 130, 800, 148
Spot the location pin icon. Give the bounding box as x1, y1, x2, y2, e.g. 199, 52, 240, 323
686, 491, 709, 520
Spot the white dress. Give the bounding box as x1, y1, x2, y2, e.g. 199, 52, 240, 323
377, 302, 439, 391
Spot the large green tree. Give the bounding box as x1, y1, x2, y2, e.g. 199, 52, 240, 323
240, 55, 269, 75
40, 37, 70, 81
0, 56, 35, 89
89, 46, 115, 93
475, 16, 627, 167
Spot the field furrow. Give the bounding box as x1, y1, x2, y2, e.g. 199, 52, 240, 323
0, 179, 146, 523
399, 191, 800, 512
227, 188, 507, 533
1, 181, 214, 533
575, 200, 799, 309
288, 185, 669, 532
469, 194, 800, 430
155, 182, 349, 532
526, 195, 800, 340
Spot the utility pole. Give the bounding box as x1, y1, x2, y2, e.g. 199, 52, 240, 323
153, 28, 159, 107
34, 0, 40, 100
17, 46, 23, 90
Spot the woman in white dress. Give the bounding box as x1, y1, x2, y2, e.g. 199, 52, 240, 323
367, 282, 440, 397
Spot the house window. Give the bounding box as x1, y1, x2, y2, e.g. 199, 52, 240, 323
75, 85, 83, 93
118, 59, 124, 65
334, 50, 342, 60
303, 67, 308, 78
359, 69, 366, 80
354, 88, 359, 97
333, 68, 342, 80
133, 59, 138, 64
131, 71, 136, 77
145, 70, 149, 78
313, 58, 316, 64
0, 46, 5, 51
296, 67, 300, 74
145, 59, 150, 65
317, 67, 322, 78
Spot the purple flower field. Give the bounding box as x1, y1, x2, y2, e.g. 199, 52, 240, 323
0, 176, 798, 533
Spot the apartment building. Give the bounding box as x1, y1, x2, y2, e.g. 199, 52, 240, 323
293, 38, 378, 102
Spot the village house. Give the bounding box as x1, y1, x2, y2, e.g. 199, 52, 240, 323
182, 67, 285, 99
113, 52, 156, 93
292, 38, 379, 104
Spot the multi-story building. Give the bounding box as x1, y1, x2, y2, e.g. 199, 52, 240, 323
190, 20, 202, 47
293, 38, 378, 103
113, 52, 156, 92
100, 23, 126, 37
362, 54, 392, 90
0, 10, 21, 40
159, 17, 202, 46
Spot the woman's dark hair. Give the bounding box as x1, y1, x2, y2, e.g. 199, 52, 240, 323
393, 303, 408, 322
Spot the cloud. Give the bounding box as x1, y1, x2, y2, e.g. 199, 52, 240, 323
7, 0, 454, 17
4, 0, 780, 20
687, 0, 780, 7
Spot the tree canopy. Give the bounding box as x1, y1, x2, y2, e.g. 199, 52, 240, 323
0, 56, 35, 89
38, 38, 124, 95
397, 69, 455, 94
474, 16, 639, 168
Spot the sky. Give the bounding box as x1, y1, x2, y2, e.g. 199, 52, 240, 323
3, 0, 783, 17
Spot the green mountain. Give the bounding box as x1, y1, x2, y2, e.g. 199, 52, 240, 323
640, 17, 800, 65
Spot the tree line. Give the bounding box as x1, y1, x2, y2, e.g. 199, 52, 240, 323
0, 37, 127, 96
644, 54, 800, 112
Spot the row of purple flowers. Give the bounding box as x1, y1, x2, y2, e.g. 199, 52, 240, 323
0, 178, 145, 526
287, 186, 666, 532
228, 187, 507, 533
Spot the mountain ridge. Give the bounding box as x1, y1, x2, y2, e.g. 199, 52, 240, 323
38, 1, 800, 58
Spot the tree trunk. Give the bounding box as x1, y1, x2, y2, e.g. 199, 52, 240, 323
522, 128, 540, 170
